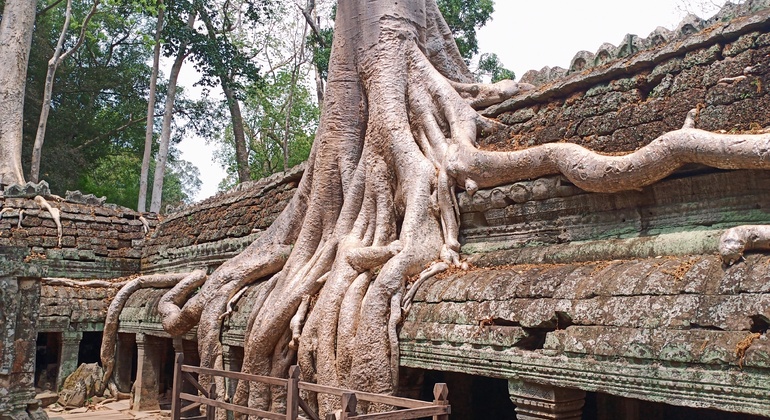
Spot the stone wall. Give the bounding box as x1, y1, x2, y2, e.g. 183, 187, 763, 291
484, 6, 770, 155
140, 165, 302, 273
0, 185, 151, 419
401, 244, 770, 416
0, 185, 151, 279
5, 3, 770, 419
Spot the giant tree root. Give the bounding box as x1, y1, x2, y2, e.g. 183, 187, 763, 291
96, 1, 770, 417
99, 270, 206, 391
720, 225, 770, 264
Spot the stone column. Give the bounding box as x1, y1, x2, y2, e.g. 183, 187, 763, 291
221, 345, 242, 401
508, 380, 586, 420
56, 331, 83, 391
131, 334, 163, 412
0, 276, 44, 420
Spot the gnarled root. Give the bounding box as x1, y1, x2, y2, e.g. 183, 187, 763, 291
450, 79, 535, 109
402, 261, 449, 314
100, 270, 206, 392
445, 111, 770, 193
289, 295, 311, 350
99, 1, 770, 417
158, 243, 290, 336
34, 195, 62, 247
719, 225, 770, 264
42, 278, 130, 288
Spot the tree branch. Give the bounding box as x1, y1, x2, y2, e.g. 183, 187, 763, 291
36, 0, 66, 17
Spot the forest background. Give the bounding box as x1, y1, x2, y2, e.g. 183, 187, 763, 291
1, 0, 726, 211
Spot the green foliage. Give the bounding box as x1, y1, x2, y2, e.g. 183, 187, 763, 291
216, 71, 319, 191
436, 0, 494, 61
81, 152, 200, 211
476, 52, 514, 82
15, 0, 198, 209
308, 26, 333, 80
309, 0, 495, 78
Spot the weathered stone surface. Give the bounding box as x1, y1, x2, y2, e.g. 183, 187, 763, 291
2, 182, 51, 198
64, 191, 106, 206
5, 4, 770, 420
57, 363, 103, 408
141, 165, 302, 273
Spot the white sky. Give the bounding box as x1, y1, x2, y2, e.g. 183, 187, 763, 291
178, 0, 726, 202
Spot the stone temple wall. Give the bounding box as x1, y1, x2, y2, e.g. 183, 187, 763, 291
483, 3, 770, 155
0, 185, 151, 420
399, 4, 770, 418
0, 184, 152, 279
5, 2, 770, 419
140, 164, 302, 274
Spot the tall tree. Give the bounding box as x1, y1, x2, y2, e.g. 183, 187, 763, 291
215, 68, 318, 189
0, 0, 37, 187
29, 0, 100, 183
194, 0, 256, 183
102, 1, 770, 418
138, 0, 164, 212
149, 9, 196, 213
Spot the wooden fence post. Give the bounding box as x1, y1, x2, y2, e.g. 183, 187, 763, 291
206, 383, 216, 420
433, 383, 449, 420
286, 365, 300, 419
170, 352, 184, 420
340, 392, 358, 419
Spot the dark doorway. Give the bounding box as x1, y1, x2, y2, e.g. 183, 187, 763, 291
35, 332, 61, 391
585, 392, 767, 420
77, 331, 103, 365
420, 370, 516, 420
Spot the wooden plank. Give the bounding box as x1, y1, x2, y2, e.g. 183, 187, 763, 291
298, 398, 321, 420
180, 402, 202, 414
354, 406, 451, 420
183, 371, 209, 397
286, 366, 299, 420
171, 353, 183, 420
183, 365, 287, 387
180, 393, 284, 420
298, 383, 431, 409
205, 383, 216, 420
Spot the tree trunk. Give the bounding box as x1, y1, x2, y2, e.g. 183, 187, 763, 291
138, 1, 164, 212
223, 83, 252, 183
281, 22, 308, 172
101, 0, 770, 417
195, 6, 251, 184
149, 12, 196, 213
0, 0, 37, 187
29, 0, 99, 183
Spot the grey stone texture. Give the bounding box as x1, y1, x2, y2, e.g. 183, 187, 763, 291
141, 164, 303, 273
5, 3, 770, 419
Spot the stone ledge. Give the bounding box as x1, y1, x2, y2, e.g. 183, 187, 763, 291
399, 341, 770, 417
483, 7, 770, 117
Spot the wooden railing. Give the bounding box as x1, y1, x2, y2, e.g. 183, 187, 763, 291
170, 353, 450, 420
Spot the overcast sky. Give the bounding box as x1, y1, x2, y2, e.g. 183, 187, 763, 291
179, 0, 727, 202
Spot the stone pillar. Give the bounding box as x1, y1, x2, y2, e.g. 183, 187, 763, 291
0, 276, 45, 420
55, 331, 83, 391
221, 345, 243, 401
508, 380, 586, 420
131, 334, 164, 412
